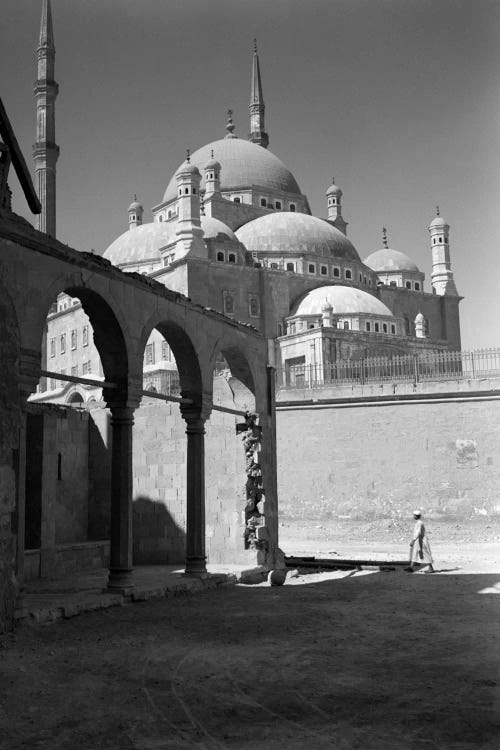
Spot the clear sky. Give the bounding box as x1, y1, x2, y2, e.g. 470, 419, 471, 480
2, 0, 500, 350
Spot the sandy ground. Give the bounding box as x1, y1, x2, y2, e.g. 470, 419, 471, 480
1, 523, 500, 749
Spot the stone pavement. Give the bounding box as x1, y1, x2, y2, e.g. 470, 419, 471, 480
17, 564, 264, 625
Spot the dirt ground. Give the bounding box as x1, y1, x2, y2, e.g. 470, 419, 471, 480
1, 521, 500, 749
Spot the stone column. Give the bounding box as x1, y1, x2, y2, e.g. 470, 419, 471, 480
182, 411, 208, 577
107, 405, 135, 593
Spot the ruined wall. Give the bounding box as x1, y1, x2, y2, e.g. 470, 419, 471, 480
277, 397, 500, 522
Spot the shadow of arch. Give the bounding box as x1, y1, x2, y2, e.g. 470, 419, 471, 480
217, 345, 256, 395
133, 495, 186, 564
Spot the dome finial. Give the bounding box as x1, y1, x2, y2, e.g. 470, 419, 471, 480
200, 193, 205, 216
225, 109, 236, 137
436, 205, 440, 216
382, 227, 388, 249
186, 148, 191, 164
211, 149, 214, 159
253, 38, 258, 53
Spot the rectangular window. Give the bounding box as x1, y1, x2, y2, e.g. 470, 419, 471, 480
82, 325, 89, 347
391, 324, 396, 334
71, 365, 78, 376
406, 281, 412, 289
286, 262, 295, 272
82, 361, 92, 375
415, 282, 420, 291
71, 329, 77, 349
249, 296, 260, 317
145, 343, 155, 365
374, 323, 380, 333
320, 265, 328, 276
333, 267, 340, 278
161, 340, 171, 361
308, 263, 316, 274
233, 197, 241, 204
260, 198, 267, 207
366, 322, 371, 332
60, 333, 66, 354
275, 200, 282, 210
383, 323, 388, 333
50, 338, 56, 358
345, 269, 352, 280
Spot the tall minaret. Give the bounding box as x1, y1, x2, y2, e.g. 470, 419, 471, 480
429, 206, 458, 296
248, 39, 269, 148
33, 0, 59, 237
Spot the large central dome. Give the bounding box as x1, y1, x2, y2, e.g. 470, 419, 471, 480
162, 138, 303, 203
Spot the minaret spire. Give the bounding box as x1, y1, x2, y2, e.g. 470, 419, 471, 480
248, 39, 269, 148
33, 0, 59, 237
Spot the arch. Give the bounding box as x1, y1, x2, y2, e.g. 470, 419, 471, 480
214, 343, 256, 395
67, 391, 84, 405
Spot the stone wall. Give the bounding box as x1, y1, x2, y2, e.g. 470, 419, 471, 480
277, 395, 500, 523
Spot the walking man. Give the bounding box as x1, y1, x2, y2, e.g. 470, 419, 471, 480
407, 510, 435, 573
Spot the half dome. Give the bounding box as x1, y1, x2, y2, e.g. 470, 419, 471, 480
162, 138, 303, 203
364, 248, 420, 273
236, 212, 360, 261
292, 285, 394, 317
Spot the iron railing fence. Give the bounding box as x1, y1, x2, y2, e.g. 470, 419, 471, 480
276, 348, 500, 389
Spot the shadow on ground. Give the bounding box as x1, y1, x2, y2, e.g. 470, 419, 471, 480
2, 570, 500, 749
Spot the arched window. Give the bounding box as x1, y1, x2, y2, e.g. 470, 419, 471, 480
270, 262, 279, 269
159, 215, 163, 222
343, 321, 349, 330
223, 292, 234, 314
228, 253, 236, 263
289, 203, 296, 212
406, 281, 411, 289
217, 251, 224, 262
374, 322, 380, 333
345, 269, 352, 280
415, 282, 420, 291
383, 323, 388, 333
391, 324, 396, 334
260, 198, 267, 207
366, 321, 371, 332
275, 201, 282, 210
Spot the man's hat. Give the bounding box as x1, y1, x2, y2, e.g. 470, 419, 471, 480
413, 509, 421, 517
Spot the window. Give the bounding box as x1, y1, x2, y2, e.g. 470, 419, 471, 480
159, 215, 163, 222
270, 262, 279, 269
145, 343, 155, 365
82, 326, 89, 347
260, 198, 267, 207
374, 323, 380, 333
286, 262, 295, 272
333, 267, 340, 278
289, 203, 296, 212
439, 237, 443, 243
343, 321, 349, 330
383, 323, 388, 333
415, 282, 420, 291
216, 251, 224, 262
366, 322, 371, 332
359, 273, 363, 282
223, 292, 234, 315
233, 197, 241, 204
71, 365, 78, 376
390, 281, 397, 287
161, 341, 171, 361
50, 338, 55, 357
320, 265, 328, 276
60, 333, 66, 354
345, 269, 352, 280
391, 324, 396, 334
308, 263, 316, 274
277, 323, 283, 337
249, 296, 260, 317
363, 276, 367, 285
406, 281, 411, 289
228, 253, 236, 263
82, 361, 91, 375
71, 330, 77, 349
275, 201, 282, 210
308, 323, 315, 330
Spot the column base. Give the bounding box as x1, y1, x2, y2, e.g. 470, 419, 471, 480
107, 567, 134, 594
184, 557, 208, 578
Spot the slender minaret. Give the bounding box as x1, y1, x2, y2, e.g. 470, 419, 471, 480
248, 39, 269, 148
33, 0, 59, 237
326, 177, 347, 235
429, 206, 458, 296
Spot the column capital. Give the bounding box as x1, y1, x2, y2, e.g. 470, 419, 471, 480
180, 399, 212, 426
103, 378, 142, 411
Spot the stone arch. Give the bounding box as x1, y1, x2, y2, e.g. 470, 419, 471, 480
215, 343, 256, 396
67, 391, 84, 405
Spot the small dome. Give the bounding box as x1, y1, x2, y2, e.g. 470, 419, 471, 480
364, 248, 420, 273
163, 138, 303, 203
204, 155, 221, 172
429, 215, 447, 229
176, 160, 201, 178
292, 286, 394, 317
326, 181, 342, 196
128, 198, 143, 212
200, 216, 237, 242
236, 212, 360, 261
104, 222, 176, 266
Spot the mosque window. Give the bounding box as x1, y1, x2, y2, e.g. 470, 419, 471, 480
345, 269, 352, 280
275, 201, 282, 210
223, 292, 235, 314
359, 273, 362, 282
289, 203, 296, 212
439, 237, 443, 243
260, 198, 267, 207
71, 330, 77, 350
406, 281, 411, 289
249, 296, 260, 317
270, 262, 279, 269
321, 265, 328, 276
363, 276, 367, 285
71, 365, 78, 376
366, 322, 371, 332
383, 323, 388, 333
179, 189, 182, 196
368, 278, 372, 285
50, 338, 55, 357
308, 263, 316, 274
404, 316, 410, 335
415, 282, 420, 291
168, 210, 172, 218
161, 341, 171, 361
333, 267, 340, 278
82, 361, 92, 375
228, 253, 236, 263
60, 334, 66, 354
145, 343, 155, 365
374, 323, 380, 333
343, 321, 349, 330
286, 262, 295, 272
233, 197, 241, 203
82, 326, 89, 347
217, 251, 224, 262
308, 323, 315, 330
391, 324, 396, 334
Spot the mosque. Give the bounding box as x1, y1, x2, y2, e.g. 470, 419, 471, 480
33, 4, 462, 405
